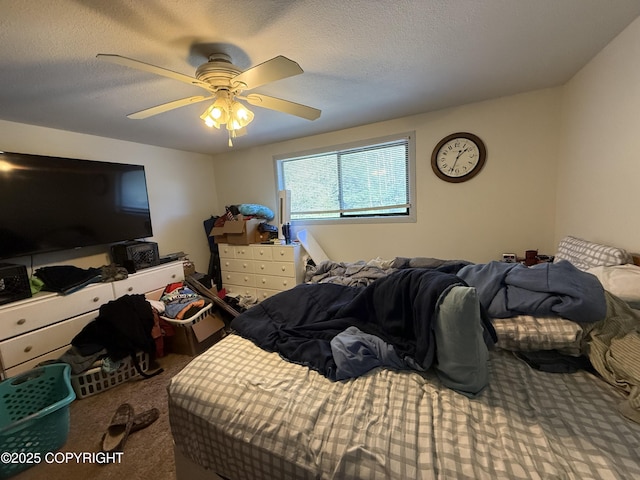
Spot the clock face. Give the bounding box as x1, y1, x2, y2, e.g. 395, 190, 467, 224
431, 132, 486, 183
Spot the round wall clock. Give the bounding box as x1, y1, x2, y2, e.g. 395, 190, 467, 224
431, 132, 486, 183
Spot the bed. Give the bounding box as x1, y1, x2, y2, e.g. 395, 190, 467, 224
168, 236, 640, 480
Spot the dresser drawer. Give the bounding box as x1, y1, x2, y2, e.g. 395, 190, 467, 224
221, 258, 255, 274
0, 283, 112, 341
225, 285, 257, 298
218, 244, 235, 258
112, 261, 184, 298
252, 245, 273, 261
256, 288, 281, 302
3, 346, 70, 379
222, 272, 256, 288
0, 310, 97, 369
255, 261, 296, 278
270, 246, 297, 262
256, 275, 296, 291
219, 244, 256, 260
233, 246, 253, 260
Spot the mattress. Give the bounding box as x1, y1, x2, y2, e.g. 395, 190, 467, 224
168, 334, 640, 480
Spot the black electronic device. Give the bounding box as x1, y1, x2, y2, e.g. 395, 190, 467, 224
111, 241, 159, 272
0, 151, 153, 260
0, 263, 31, 305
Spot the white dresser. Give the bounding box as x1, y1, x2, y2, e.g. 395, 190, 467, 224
0, 261, 184, 379
218, 243, 305, 301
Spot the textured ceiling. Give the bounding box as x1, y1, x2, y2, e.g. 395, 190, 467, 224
1, 0, 639, 155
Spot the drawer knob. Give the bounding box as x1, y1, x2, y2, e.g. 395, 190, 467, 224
24, 345, 33, 353
243, 263, 247, 268
93, 297, 100, 303
261, 278, 266, 284
281, 266, 286, 272
17, 318, 26, 325
171, 274, 176, 279
127, 286, 134, 292
260, 264, 265, 270
244, 276, 249, 282
225, 261, 230, 267
283, 280, 289, 286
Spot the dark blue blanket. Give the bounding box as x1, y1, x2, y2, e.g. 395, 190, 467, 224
231, 268, 465, 380
457, 260, 606, 323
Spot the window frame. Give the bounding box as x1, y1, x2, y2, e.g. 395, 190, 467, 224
274, 132, 416, 225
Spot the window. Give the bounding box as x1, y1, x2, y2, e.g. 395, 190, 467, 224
275, 132, 415, 223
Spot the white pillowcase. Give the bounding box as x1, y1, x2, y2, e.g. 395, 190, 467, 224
588, 264, 640, 308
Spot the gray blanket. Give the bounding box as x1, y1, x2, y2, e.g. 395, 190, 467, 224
458, 260, 606, 323
304, 259, 395, 286
305, 256, 471, 287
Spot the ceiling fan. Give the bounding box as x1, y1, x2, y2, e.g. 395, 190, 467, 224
96, 52, 321, 145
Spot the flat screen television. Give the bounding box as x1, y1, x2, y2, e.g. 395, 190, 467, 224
0, 151, 153, 260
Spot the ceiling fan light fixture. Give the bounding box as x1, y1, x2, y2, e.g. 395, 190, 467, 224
200, 93, 231, 129
201, 92, 254, 147
230, 100, 254, 129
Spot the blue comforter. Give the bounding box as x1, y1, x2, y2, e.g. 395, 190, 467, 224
457, 260, 606, 323
231, 268, 478, 381
230, 259, 605, 385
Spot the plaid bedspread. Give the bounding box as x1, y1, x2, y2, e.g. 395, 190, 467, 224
168, 334, 640, 480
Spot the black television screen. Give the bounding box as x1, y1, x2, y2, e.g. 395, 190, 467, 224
0, 151, 153, 259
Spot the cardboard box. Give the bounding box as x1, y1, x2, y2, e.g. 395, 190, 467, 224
166, 312, 226, 356
209, 215, 263, 245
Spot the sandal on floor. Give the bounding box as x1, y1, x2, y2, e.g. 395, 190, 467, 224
131, 408, 160, 433
101, 403, 134, 452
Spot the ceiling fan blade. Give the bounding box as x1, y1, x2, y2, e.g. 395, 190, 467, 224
242, 94, 321, 120
97, 54, 213, 91
127, 95, 214, 119
232, 56, 304, 91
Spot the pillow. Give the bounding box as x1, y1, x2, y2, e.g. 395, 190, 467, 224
237, 203, 275, 220
588, 264, 640, 309
554, 236, 632, 271
491, 315, 590, 356
433, 285, 489, 397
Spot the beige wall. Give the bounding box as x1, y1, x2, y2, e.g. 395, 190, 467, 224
212, 88, 562, 263
0, 120, 218, 271
555, 16, 640, 254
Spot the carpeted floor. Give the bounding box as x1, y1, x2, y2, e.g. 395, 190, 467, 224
11, 352, 194, 480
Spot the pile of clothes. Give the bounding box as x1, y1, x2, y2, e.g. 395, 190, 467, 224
33, 263, 129, 295
157, 282, 207, 320
60, 294, 169, 378
58, 282, 209, 378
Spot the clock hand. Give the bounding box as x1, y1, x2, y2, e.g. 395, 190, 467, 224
449, 148, 468, 172
456, 147, 469, 159
449, 147, 473, 173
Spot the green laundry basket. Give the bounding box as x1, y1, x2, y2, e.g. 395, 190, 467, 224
0, 364, 76, 478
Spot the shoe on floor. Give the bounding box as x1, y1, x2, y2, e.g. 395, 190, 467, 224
131, 408, 160, 433
101, 403, 134, 452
